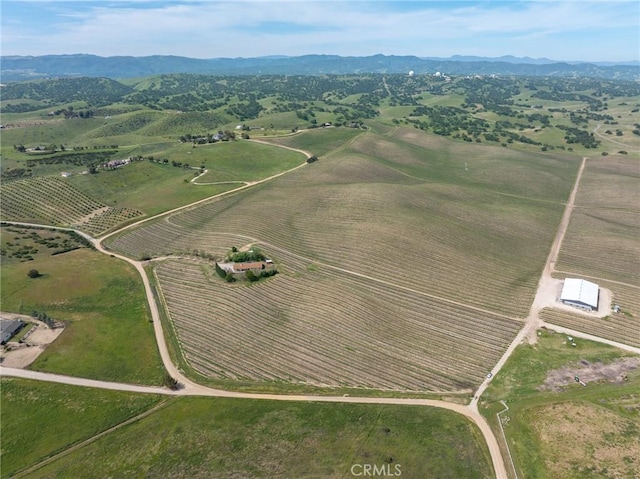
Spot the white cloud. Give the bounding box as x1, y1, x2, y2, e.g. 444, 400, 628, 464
2, 1, 638, 60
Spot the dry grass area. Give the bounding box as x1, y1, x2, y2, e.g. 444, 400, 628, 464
525, 402, 640, 479
556, 208, 640, 285
351, 129, 578, 202
155, 256, 522, 392
575, 155, 640, 209
556, 155, 640, 287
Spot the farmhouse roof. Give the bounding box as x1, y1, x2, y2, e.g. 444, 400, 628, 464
233, 261, 265, 271
0, 319, 22, 337
560, 278, 599, 309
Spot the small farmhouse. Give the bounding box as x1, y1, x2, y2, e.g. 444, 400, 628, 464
560, 278, 600, 312
1, 319, 23, 344
231, 261, 268, 274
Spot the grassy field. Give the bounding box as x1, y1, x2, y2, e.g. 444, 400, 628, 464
161, 139, 305, 182
0, 378, 162, 478
262, 127, 365, 158
69, 161, 235, 216
481, 330, 640, 479
17, 390, 492, 479
0, 236, 164, 384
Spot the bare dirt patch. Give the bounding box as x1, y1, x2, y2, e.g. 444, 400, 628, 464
0, 313, 65, 368
527, 402, 640, 479
539, 357, 640, 392
535, 276, 614, 319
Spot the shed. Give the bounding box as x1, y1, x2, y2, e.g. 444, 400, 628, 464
1, 319, 23, 344
560, 278, 600, 311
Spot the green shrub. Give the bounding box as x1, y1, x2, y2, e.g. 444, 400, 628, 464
245, 270, 258, 282
215, 262, 226, 279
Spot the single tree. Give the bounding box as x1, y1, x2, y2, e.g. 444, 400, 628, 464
163, 373, 179, 390
27, 269, 41, 278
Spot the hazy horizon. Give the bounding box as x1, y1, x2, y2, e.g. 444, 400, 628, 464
2, 1, 639, 63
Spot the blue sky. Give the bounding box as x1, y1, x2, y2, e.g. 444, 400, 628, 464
2, 1, 639, 61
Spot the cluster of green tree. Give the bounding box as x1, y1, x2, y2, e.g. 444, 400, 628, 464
1, 102, 45, 113
225, 97, 264, 120
409, 105, 491, 137
30, 309, 56, 329
49, 106, 95, 119
458, 77, 520, 112
2, 228, 87, 259
227, 247, 266, 263
7, 74, 640, 118
274, 101, 311, 113
0, 167, 32, 181
332, 104, 378, 121
525, 113, 551, 126
245, 269, 278, 282
22, 151, 115, 169
532, 90, 604, 111
67, 231, 95, 250
556, 125, 601, 148
215, 262, 227, 279
178, 130, 236, 143
1, 77, 133, 108
2, 243, 38, 261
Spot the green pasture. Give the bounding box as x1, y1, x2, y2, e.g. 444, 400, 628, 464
481, 330, 640, 479
0, 246, 164, 384
1, 118, 104, 151
23, 394, 492, 479
159, 139, 305, 182
0, 379, 162, 479
263, 127, 364, 158
138, 110, 230, 137
69, 161, 235, 216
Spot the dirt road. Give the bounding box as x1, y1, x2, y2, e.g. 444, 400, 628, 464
592, 124, 640, 151
471, 157, 588, 406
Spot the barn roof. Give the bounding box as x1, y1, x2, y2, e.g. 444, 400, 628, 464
0, 319, 23, 336
232, 261, 264, 271
560, 278, 599, 309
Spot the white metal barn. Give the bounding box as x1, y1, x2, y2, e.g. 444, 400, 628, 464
560, 278, 600, 311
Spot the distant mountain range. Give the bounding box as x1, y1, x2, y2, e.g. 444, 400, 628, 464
421, 55, 640, 67
1, 54, 638, 82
